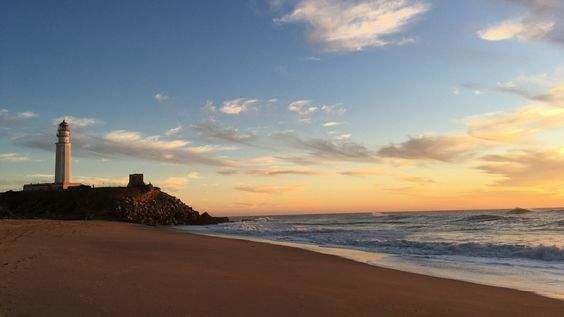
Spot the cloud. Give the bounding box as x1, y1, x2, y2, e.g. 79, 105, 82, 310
15, 129, 232, 167
104, 130, 189, 148
165, 125, 183, 136
339, 169, 380, 177
276, 0, 430, 52
321, 104, 347, 117
0, 152, 30, 162
303, 56, 321, 61
159, 172, 201, 192
201, 100, 217, 113
220, 98, 259, 115
478, 0, 563, 46
16, 112, 37, 119
99, 131, 232, 166
187, 144, 238, 153
535, 84, 564, 106
0, 108, 37, 124
234, 184, 301, 194
154, 93, 170, 104
247, 168, 317, 176
193, 121, 258, 145
273, 155, 320, 166
322, 121, 344, 127
378, 134, 477, 161
478, 149, 564, 186
217, 168, 239, 175
463, 72, 564, 106
478, 18, 554, 41
241, 154, 321, 167
272, 131, 376, 162
288, 100, 318, 123
53, 116, 99, 128
465, 103, 564, 143
400, 175, 435, 185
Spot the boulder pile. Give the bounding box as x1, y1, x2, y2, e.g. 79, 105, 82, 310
0, 186, 228, 225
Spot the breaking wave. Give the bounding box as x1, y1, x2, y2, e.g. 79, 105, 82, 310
461, 214, 508, 222
356, 240, 564, 262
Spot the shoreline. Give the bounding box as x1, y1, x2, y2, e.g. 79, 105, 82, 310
177, 230, 563, 300
1, 219, 562, 316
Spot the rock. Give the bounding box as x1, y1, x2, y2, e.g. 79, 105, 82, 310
506, 207, 532, 214
0, 186, 228, 226
194, 212, 230, 225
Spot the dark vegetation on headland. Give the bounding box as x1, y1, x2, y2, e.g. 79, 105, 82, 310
0, 186, 228, 226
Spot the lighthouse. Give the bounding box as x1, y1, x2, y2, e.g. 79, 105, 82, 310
55, 120, 71, 184
23, 120, 82, 191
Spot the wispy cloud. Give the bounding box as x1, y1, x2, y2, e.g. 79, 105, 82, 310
478, 18, 554, 42
272, 131, 377, 162
275, 0, 430, 52
193, 121, 258, 145
535, 84, 564, 106
96, 130, 232, 166
465, 104, 564, 143
154, 93, 170, 104
478, 149, 564, 187
338, 169, 380, 177
335, 133, 352, 141
53, 116, 99, 128
15, 128, 232, 167
478, 0, 563, 46
322, 121, 344, 127
160, 172, 201, 192
247, 168, 317, 176
0, 152, 30, 162
378, 134, 477, 161
273, 155, 320, 166
321, 104, 347, 117
220, 98, 259, 115
234, 184, 301, 194
0, 108, 37, 124
400, 175, 435, 185
201, 100, 217, 113
164, 125, 183, 136
463, 72, 564, 106
217, 168, 239, 175
288, 100, 318, 123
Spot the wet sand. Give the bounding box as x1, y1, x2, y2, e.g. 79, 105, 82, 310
0, 219, 562, 316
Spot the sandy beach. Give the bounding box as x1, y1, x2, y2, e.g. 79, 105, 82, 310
0, 220, 562, 316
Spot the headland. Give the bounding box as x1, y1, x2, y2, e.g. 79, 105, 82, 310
0, 185, 228, 225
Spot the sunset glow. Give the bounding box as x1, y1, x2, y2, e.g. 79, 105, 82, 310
1, 0, 564, 215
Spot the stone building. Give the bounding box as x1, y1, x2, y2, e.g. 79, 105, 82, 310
128, 174, 146, 187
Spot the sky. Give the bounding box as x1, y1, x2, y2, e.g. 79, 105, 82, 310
1, 0, 564, 215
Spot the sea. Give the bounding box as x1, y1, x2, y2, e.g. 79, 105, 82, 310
177, 209, 564, 299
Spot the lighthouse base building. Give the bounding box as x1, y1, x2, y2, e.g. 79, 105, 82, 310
23, 120, 83, 191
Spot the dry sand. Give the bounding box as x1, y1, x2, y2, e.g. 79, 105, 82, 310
0, 219, 562, 316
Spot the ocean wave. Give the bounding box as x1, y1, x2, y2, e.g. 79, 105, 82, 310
217, 222, 350, 236
460, 214, 508, 222
255, 217, 272, 222
553, 220, 564, 227
358, 240, 564, 261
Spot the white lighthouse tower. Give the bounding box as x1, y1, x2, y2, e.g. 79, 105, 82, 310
55, 120, 72, 186
22, 120, 82, 191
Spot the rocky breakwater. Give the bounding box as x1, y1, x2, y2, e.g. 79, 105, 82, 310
0, 185, 228, 226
